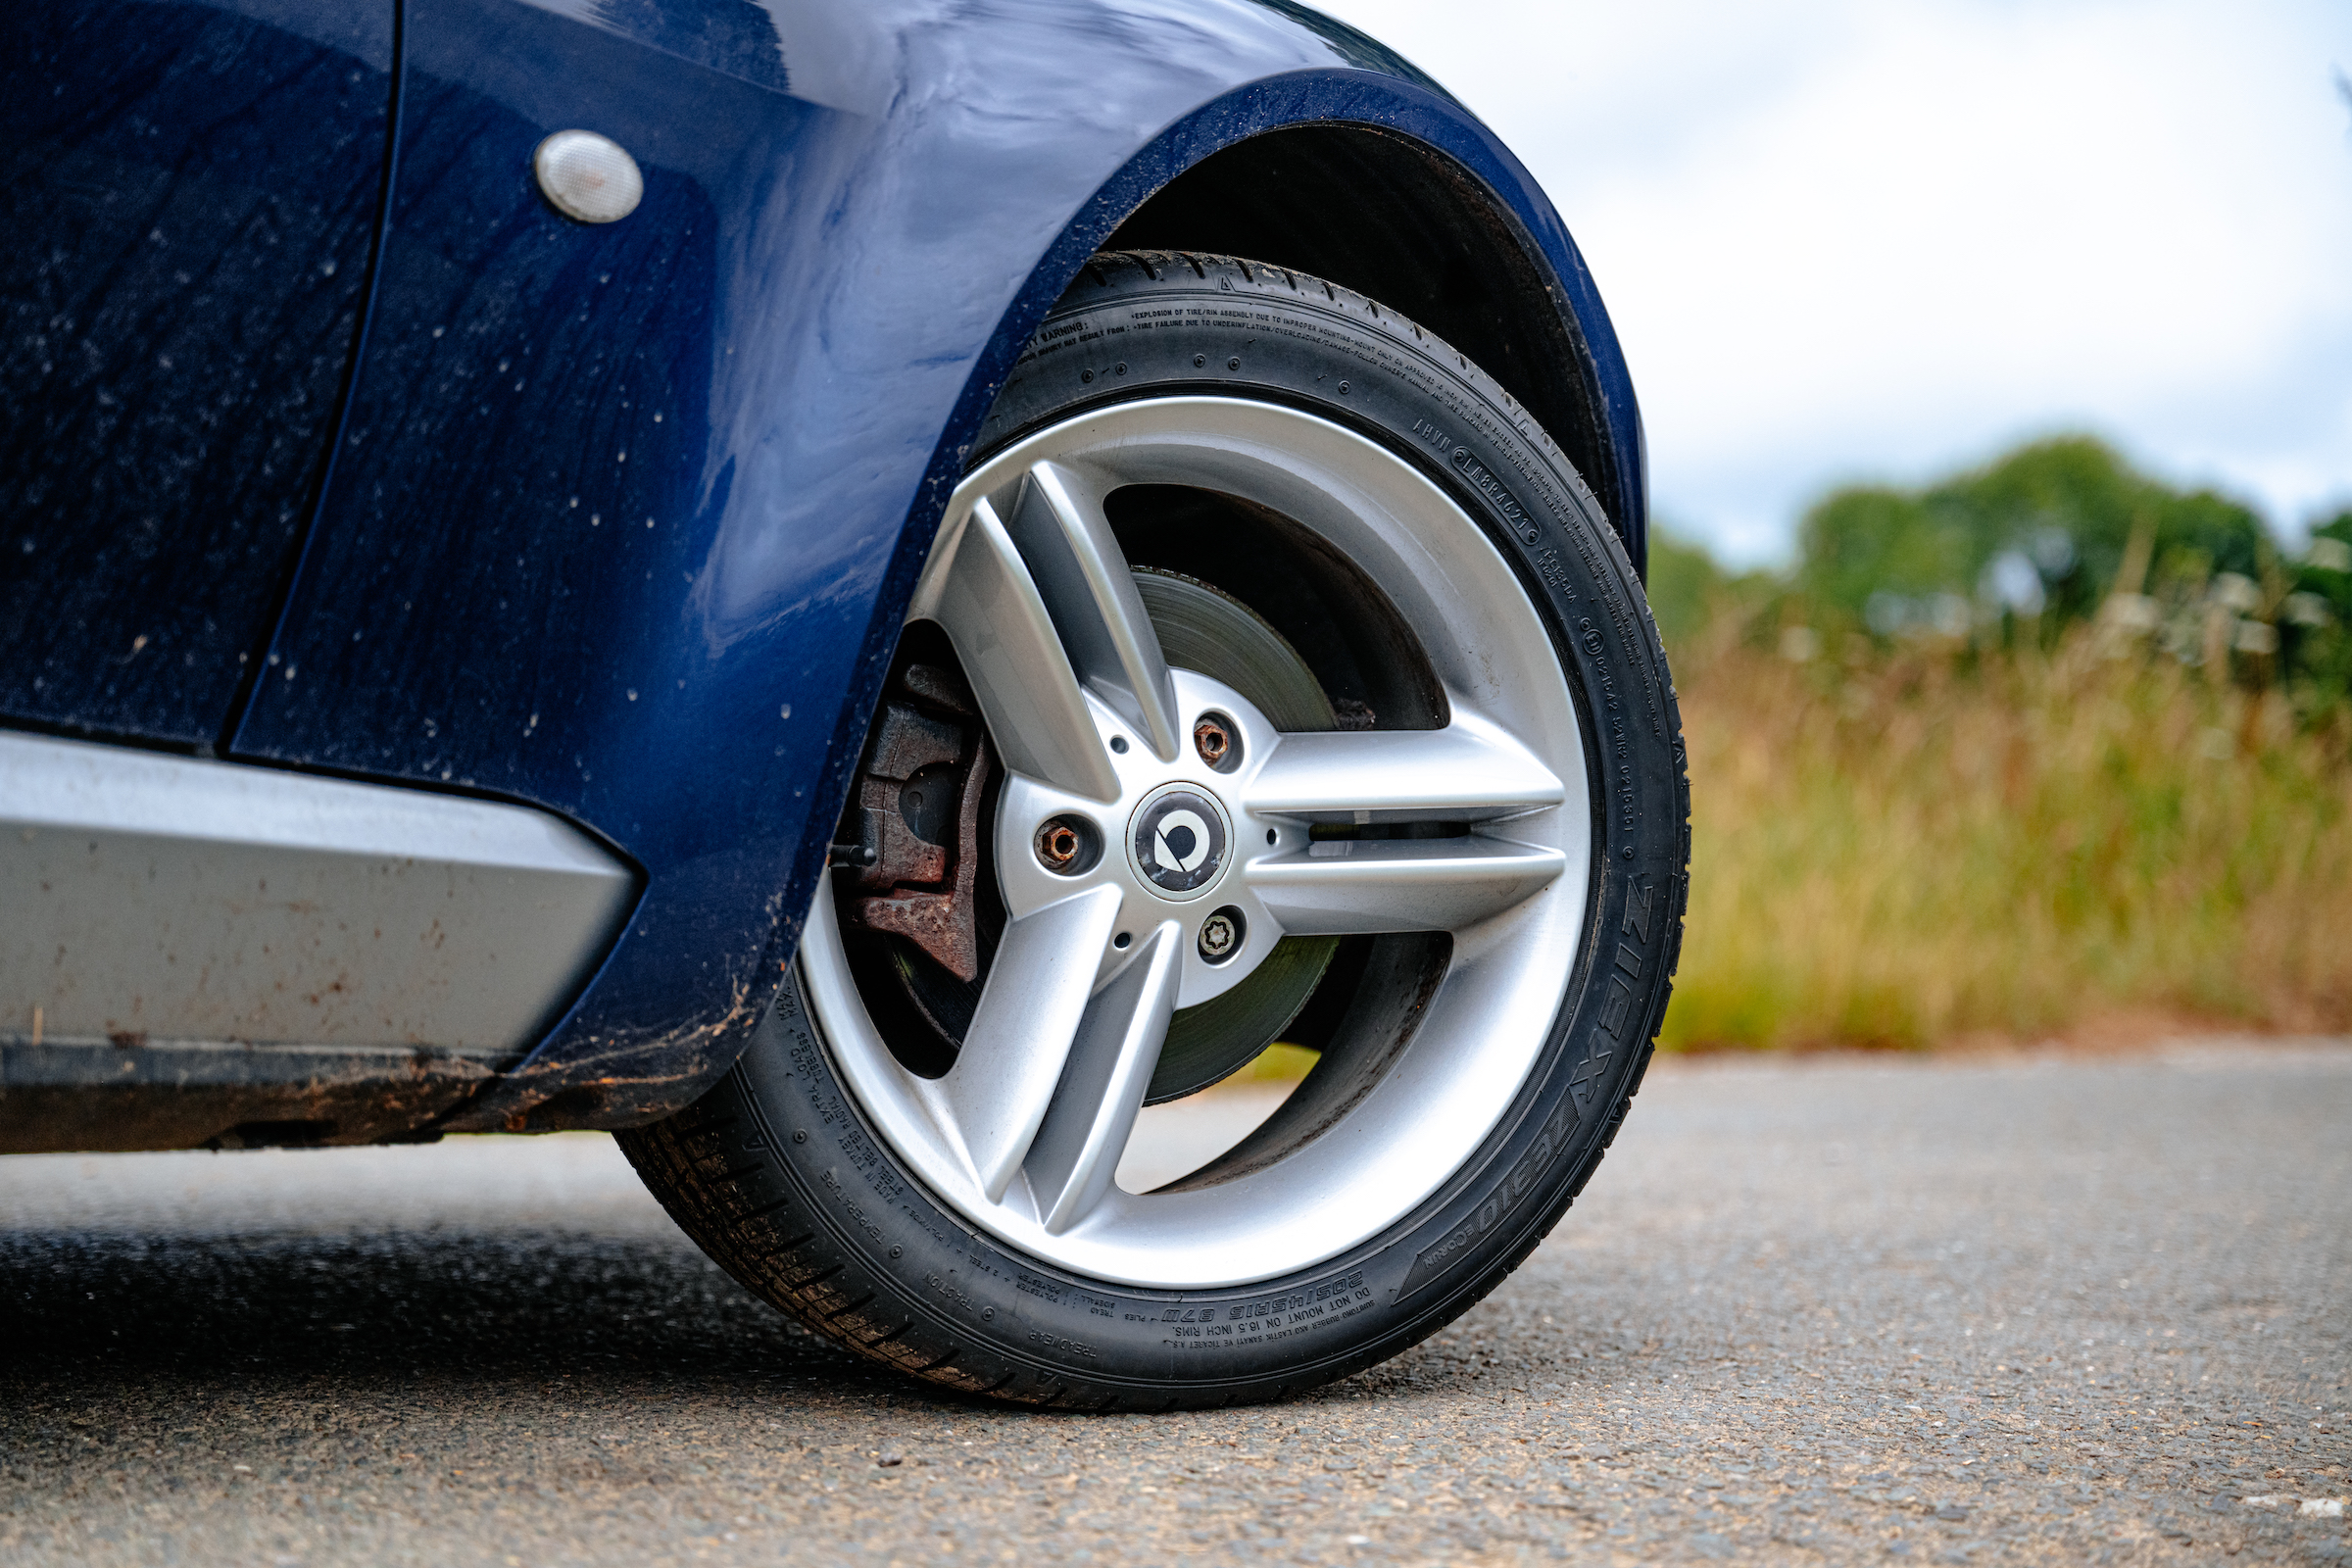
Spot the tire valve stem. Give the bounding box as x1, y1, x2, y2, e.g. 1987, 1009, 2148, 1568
1198, 908, 1243, 962
1035, 817, 1083, 871
1193, 715, 1234, 768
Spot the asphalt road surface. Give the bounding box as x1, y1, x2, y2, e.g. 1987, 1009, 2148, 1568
3, 1042, 2347, 1567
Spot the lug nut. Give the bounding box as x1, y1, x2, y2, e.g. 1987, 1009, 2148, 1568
1194, 713, 1236, 769
1035, 816, 1085, 873
1198, 907, 1244, 962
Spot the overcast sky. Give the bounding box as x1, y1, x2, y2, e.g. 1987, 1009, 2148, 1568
1310, 0, 2352, 564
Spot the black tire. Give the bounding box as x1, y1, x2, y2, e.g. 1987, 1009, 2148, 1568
617, 251, 1688, 1409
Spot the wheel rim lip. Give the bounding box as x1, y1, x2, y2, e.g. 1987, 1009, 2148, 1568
806, 396, 1593, 1291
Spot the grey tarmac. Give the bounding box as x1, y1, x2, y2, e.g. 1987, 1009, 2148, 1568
2, 1041, 2346, 1566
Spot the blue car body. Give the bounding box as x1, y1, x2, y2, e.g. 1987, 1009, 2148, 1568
0, 0, 1642, 1144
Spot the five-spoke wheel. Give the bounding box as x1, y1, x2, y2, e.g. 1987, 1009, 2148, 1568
620, 253, 1683, 1408
807, 394, 1590, 1286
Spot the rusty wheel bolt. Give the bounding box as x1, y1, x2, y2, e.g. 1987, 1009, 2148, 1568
1194, 714, 1235, 768
1198, 908, 1243, 962
1034, 816, 1084, 872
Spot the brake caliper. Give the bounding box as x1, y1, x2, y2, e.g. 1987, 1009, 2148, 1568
835, 663, 992, 980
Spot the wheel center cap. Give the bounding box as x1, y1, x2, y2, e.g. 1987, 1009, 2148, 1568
1129, 785, 1230, 900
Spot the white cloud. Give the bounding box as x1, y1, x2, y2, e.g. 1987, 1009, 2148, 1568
1312, 0, 2352, 563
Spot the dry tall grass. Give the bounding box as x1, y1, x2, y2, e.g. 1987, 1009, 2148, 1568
1664, 631, 2352, 1050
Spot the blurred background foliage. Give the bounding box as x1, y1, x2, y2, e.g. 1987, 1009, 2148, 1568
1654, 435, 2352, 1051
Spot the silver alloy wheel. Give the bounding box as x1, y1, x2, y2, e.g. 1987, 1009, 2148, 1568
800, 396, 1592, 1289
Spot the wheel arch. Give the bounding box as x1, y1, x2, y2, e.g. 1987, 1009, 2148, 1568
1100, 122, 1644, 575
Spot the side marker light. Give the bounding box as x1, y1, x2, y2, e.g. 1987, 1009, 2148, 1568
534, 130, 644, 224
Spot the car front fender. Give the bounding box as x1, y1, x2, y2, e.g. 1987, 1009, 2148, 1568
228, 0, 1641, 1132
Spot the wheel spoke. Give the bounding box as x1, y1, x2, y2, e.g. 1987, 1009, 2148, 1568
940, 885, 1123, 1200
1023, 919, 1181, 1234
1001, 461, 1183, 762
1242, 710, 1565, 824
913, 496, 1121, 802
1247, 836, 1567, 935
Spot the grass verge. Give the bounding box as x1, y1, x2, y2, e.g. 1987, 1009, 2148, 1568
1664, 635, 2352, 1050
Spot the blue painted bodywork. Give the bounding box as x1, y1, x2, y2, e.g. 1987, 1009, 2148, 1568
0, 0, 393, 745
7, 0, 1643, 1132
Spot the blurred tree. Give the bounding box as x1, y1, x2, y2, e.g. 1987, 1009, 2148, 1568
1793, 436, 2266, 640
2283, 510, 2352, 710
1795, 487, 1965, 628
1657, 439, 2352, 717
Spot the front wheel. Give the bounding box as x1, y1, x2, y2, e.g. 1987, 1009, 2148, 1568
620, 252, 1688, 1407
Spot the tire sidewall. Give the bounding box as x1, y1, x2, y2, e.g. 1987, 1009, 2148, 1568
735, 257, 1685, 1400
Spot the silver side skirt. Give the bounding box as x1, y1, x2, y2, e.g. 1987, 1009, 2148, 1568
1, 732, 637, 1061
